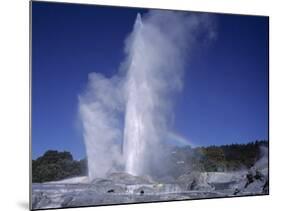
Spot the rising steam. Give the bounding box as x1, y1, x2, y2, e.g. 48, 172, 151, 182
79, 10, 215, 179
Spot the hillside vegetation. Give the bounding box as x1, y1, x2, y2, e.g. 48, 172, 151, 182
32, 140, 268, 183
32, 150, 87, 183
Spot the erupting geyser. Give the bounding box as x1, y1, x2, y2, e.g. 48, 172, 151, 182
79, 11, 214, 179
123, 13, 159, 176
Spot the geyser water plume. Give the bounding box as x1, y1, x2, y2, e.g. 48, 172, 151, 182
123, 11, 215, 176
79, 10, 216, 179
79, 74, 124, 179
123, 13, 184, 176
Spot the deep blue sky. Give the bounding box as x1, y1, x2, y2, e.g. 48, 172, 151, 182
32, 2, 269, 160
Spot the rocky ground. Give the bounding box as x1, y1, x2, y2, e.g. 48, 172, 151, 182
32, 166, 268, 210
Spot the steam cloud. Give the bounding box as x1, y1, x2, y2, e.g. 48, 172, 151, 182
79, 10, 216, 179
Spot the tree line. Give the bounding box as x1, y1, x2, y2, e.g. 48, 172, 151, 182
32, 150, 87, 183
32, 140, 268, 183
169, 140, 268, 176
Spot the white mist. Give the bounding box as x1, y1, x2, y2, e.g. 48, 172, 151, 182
79, 11, 215, 179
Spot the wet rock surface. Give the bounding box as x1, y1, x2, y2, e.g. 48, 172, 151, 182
32, 170, 268, 210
